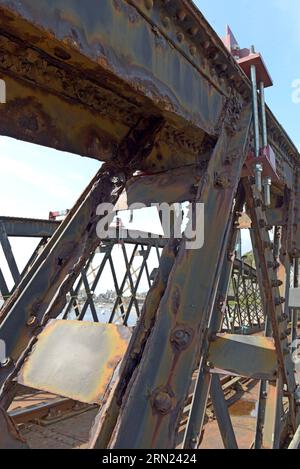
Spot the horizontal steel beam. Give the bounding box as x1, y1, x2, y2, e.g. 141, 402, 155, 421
0, 0, 298, 181
208, 334, 278, 380
0, 217, 59, 238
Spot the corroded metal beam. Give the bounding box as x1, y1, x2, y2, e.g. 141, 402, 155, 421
0, 0, 298, 182
0, 217, 59, 238
110, 101, 252, 449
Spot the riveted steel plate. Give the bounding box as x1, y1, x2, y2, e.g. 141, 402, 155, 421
18, 320, 131, 404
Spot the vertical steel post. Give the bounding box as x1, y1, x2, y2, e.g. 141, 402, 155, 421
260, 81, 272, 206
292, 258, 299, 354
250, 64, 263, 192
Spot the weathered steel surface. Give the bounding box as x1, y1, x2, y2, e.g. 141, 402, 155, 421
89, 239, 179, 448
183, 188, 245, 449
0, 0, 298, 180
244, 182, 296, 394
0, 114, 164, 410
210, 374, 238, 449
208, 334, 277, 381
0, 216, 59, 238
124, 163, 207, 208
0, 0, 299, 450
0, 0, 222, 170
109, 101, 252, 449
0, 167, 124, 359
18, 320, 131, 404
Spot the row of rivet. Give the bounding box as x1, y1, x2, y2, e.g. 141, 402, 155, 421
135, 0, 247, 97
141, 0, 298, 163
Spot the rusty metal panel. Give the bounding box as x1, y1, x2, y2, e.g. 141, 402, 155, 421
110, 101, 253, 449
0, 0, 225, 134
123, 164, 207, 208
208, 334, 278, 381
18, 320, 131, 405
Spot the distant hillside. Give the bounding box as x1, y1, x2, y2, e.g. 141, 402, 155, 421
242, 251, 255, 267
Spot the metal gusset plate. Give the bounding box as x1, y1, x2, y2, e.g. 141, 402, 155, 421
208, 334, 278, 381
18, 320, 131, 405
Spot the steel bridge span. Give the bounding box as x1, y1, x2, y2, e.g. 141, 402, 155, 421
0, 0, 299, 450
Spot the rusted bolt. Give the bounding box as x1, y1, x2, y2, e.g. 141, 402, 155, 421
27, 316, 37, 327
0, 357, 11, 368
206, 361, 214, 368
189, 45, 197, 56
177, 32, 184, 43
152, 388, 174, 415
272, 279, 283, 288
177, 10, 187, 21
255, 199, 262, 208
144, 0, 153, 10
275, 297, 285, 306
170, 327, 193, 351
189, 26, 199, 36
214, 173, 232, 189
162, 16, 170, 28
278, 313, 288, 323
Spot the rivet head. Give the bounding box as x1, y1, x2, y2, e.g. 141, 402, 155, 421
151, 388, 174, 415
189, 45, 197, 56
275, 297, 286, 306
27, 316, 37, 326
189, 26, 199, 36
0, 357, 12, 368
177, 32, 184, 43
162, 16, 170, 28
255, 199, 262, 208
144, 0, 153, 10
177, 10, 187, 21
170, 327, 193, 351
272, 279, 283, 288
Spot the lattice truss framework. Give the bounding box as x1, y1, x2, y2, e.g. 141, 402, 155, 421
0, 0, 299, 451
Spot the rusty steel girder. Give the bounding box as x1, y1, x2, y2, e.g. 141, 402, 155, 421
0, 0, 300, 451
0, 0, 298, 180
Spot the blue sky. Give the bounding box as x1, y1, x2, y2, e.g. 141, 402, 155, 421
0, 0, 299, 288
195, 0, 300, 148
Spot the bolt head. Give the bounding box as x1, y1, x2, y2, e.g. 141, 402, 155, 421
144, 0, 153, 10
170, 327, 193, 351
152, 388, 174, 415
0, 357, 11, 368
27, 316, 37, 326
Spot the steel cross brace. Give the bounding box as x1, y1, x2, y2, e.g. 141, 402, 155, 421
106, 100, 252, 449
0, 116, 164, 416
183, 188, 245, 449
244, 181, 298, 448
